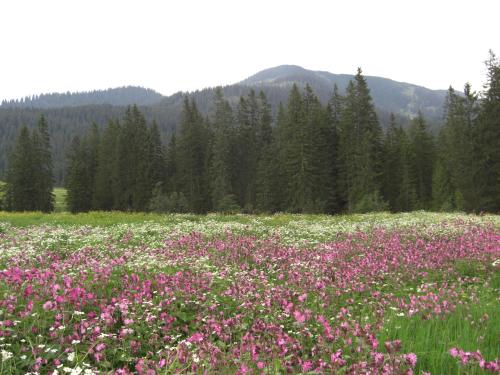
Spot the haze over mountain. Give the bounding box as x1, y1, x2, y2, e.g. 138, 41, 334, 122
240, 65, 448, 119
1, 65, 448, 120
1, 86, 164, 108
0, 65, 450, 184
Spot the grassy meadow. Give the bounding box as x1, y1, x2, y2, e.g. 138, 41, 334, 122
0, 209, 498, 374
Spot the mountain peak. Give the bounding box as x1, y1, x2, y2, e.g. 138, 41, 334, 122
240, 65, 312, 85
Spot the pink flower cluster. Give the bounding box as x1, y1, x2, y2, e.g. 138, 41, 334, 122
0, 222, 498, 373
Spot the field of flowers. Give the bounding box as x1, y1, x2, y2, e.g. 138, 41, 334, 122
0, 212, 499, 374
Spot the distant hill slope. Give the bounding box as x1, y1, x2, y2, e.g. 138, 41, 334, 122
240, 65, 448, 119
1, 86, 164, 108
0, 65, 450, 184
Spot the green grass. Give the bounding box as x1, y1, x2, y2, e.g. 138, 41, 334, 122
53, 187, 67, 212
0, 210, 498, 228
379, 271, 500, 374
0, 180, 5, 201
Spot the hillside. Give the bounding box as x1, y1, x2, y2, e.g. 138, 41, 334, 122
0, 66, 450, 184
240, 65, 448, 119
1, 86, 164, 108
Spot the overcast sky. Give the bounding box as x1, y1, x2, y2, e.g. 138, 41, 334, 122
1, 0, 499, 101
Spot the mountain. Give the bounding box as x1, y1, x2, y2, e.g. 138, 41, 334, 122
0, 66, 450, 184
240, 65, 448, 119
1, 86, 164, 108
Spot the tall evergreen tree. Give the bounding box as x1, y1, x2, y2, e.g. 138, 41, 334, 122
304, 84, 333, 212
325, 84, 343, 212
209, 87, 237, 211
65, 136, 93, 213
382, 114, 404, 211
164, 133, 178, 194
255, 92, 281, 212
433, 86, 478, 211
115, 105, 153, 211
280, 84, 311, 212
408, 112, 434, 209
338, 69, 385, 212
33, 114, 55, 212
149, 120, 166, 189
176, 97, 210, 213
235, 90, 260, 210
474, 50, 500, 212
4, 126, 38, 211
93, 120, 121, 210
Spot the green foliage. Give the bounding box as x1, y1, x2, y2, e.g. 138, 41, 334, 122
474, 51, 500, 212
215, 194, 241, 214
0, 180, 5, 209
3, 56, 499, 215
148, 184, 189, 213
408, 112, 434, 210
176, 98, 211, 213
338, 69, 385, 212
352, 191, 388, 213
3, 118, 55, 212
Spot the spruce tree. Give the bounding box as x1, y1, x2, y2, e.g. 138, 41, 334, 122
209, 88, 237, 211
149, 120, 166, 190
93, 120, 121, 210
176, 97, 210, 213
474, 50, 500, 212
281, 84, 308, 212
408, 112, 434, 209
164, 133, 178, 194
338, 69, 385, 212
33, 114, 55, 212
65, 136, 93, 213
235, 90, 260, 211
4, 126, 38, 211
382, 114, 404, 211
325, 84, 343, 212
115, 106, 153, 211
255, 92, 281, 213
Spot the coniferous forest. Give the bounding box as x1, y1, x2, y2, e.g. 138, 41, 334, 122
1, 52, 499, 214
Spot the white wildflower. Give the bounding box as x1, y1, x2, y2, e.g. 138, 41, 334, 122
1, 349, 13, 360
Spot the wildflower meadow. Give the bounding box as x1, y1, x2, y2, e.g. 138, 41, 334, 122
0, 212, 498, 374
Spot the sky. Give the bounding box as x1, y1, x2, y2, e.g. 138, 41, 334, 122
1, 0, 499, 101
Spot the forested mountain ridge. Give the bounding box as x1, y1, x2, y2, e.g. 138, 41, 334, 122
1, 86, 164, 108
0, 66, 451, 183
3, 51, 499, 214
240, 65, 448, 120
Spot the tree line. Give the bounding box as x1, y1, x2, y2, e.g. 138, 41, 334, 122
1, 52, 499, 214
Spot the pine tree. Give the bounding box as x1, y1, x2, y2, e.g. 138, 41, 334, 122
164, 133, 178, 194
209, 88, 238, 211
4, 126, 38, 211
338, 69, 385, 212
325, 84, 344, 212
397, 129, 417, 212
65, 136, 93, 213
281, 84, 309, 212
304, 84, 332, 212
176, 97, 210, 213
382, 114, 404, 211
32, 114, 55, 212
115, 105, 153, 211
149, 120, 166, 190
235, 90, 260, 211
432, 86, 478, 211
93, 120, 121, 210
255, 92, 281, 212
474, 50, 500, 212
408, 112, 434, 209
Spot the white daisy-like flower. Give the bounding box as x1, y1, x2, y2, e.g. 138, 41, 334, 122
1, 350, 13, 360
